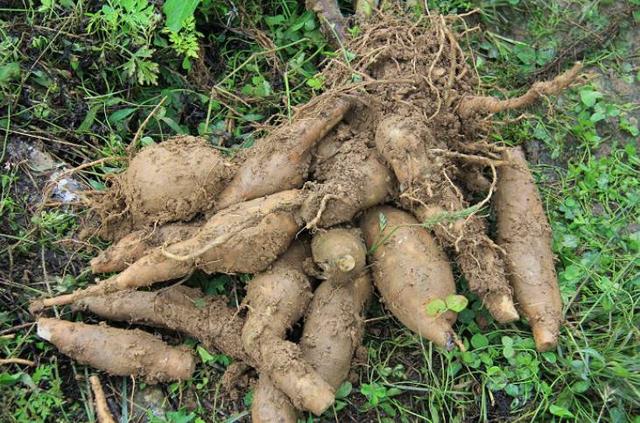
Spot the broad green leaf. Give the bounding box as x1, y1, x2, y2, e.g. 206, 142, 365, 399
549, 404, 574, 418
108, 107, 136, 124
471, 333, 489, 349
579, 89, 603, 107
425, 299, 447, 316
445, 294, 468, 312
335, 381, 352, 399
196, 346, 214, 363
163, 0, 200, 32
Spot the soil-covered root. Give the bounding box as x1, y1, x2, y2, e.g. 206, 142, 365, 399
361, 206, 458, 349
32, 190, 305, 311
252, 374, 301, 423
374, 115, 519, 324
457, 62, 583, 118
253, 256, 372, 421
87, 136, 234, 241
214, 96, 351, 211
241, 241, 335, 415
37, 318, 195, 383
301, 135, 394, 228
90, 223, 201, 274
495, 147, 563, 351
311, 228, 367, 283
75, 286, 248, 362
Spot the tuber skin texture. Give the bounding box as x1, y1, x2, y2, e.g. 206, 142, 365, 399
214, 98, 351, 211
361, 206, 458, 349
32, 190, 304, 310
75, 286, 248, 363
252, 374, 301, 423
90, 223, 200, 274
87, 136, 235, 242
374, 116, 519, 324
311, 228, 367, 283
301, 135, 395, 229
241, 241, 336, 415
495, 147, 563, 352
37, 318, 195, 383
253, 243, 373, 421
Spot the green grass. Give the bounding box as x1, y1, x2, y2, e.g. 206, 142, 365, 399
1, 0, 639, 422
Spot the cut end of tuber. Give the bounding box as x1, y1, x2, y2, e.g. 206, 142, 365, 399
532, 325, 558, 352
484, 292, 520, 324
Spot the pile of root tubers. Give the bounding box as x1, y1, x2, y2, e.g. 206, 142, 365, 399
30, 10, 579, 420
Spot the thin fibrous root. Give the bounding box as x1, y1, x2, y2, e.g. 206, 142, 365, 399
457, 62, 583, 118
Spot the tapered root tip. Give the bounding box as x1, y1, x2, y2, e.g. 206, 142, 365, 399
485, 292, 520, 324
532, 325, 558, 352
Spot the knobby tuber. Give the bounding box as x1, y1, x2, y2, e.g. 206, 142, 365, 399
32, 190, 304, 310
301, 135, 394, 228
311, 228, 367, 283
37, 318, 195, 382
241, 241, 335, 415
361, 206, 458, 349
253, 232, 372, 422
495, 147, 563, 352
374, 116, 519, 324
214, 97, 351, 211
87, 136, 234, 241
75, 287, 248, 362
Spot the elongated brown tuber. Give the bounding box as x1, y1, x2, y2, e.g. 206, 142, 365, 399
311, 228, 367, 283
375, 116, 519, 323
37, 318, 195, 382
361, 206, 458, 349
495, 147, 563, 351
31, 190, 304, 311
253, 240, 372, 421
90, 223, 200, 274
75, 286, 248, 363
242, 242, 335, 415
214, 97, 351, 211
458, 62, 582, 118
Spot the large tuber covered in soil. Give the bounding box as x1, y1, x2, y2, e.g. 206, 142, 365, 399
31, 5, 577, 421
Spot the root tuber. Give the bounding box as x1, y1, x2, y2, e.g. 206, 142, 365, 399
90, 375, 116, 423
311, 228, 367, 283
90, 223, 200, 274
241, 241, 335, 415
37, 318, 195, 382
301, 137, 394, 228
361, 206, 458, 349
75, 286, 248, 362
495, 147, 563, 351
214, 97, 351, 211
374, 115, 519, 323
32, 190, 304, 310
